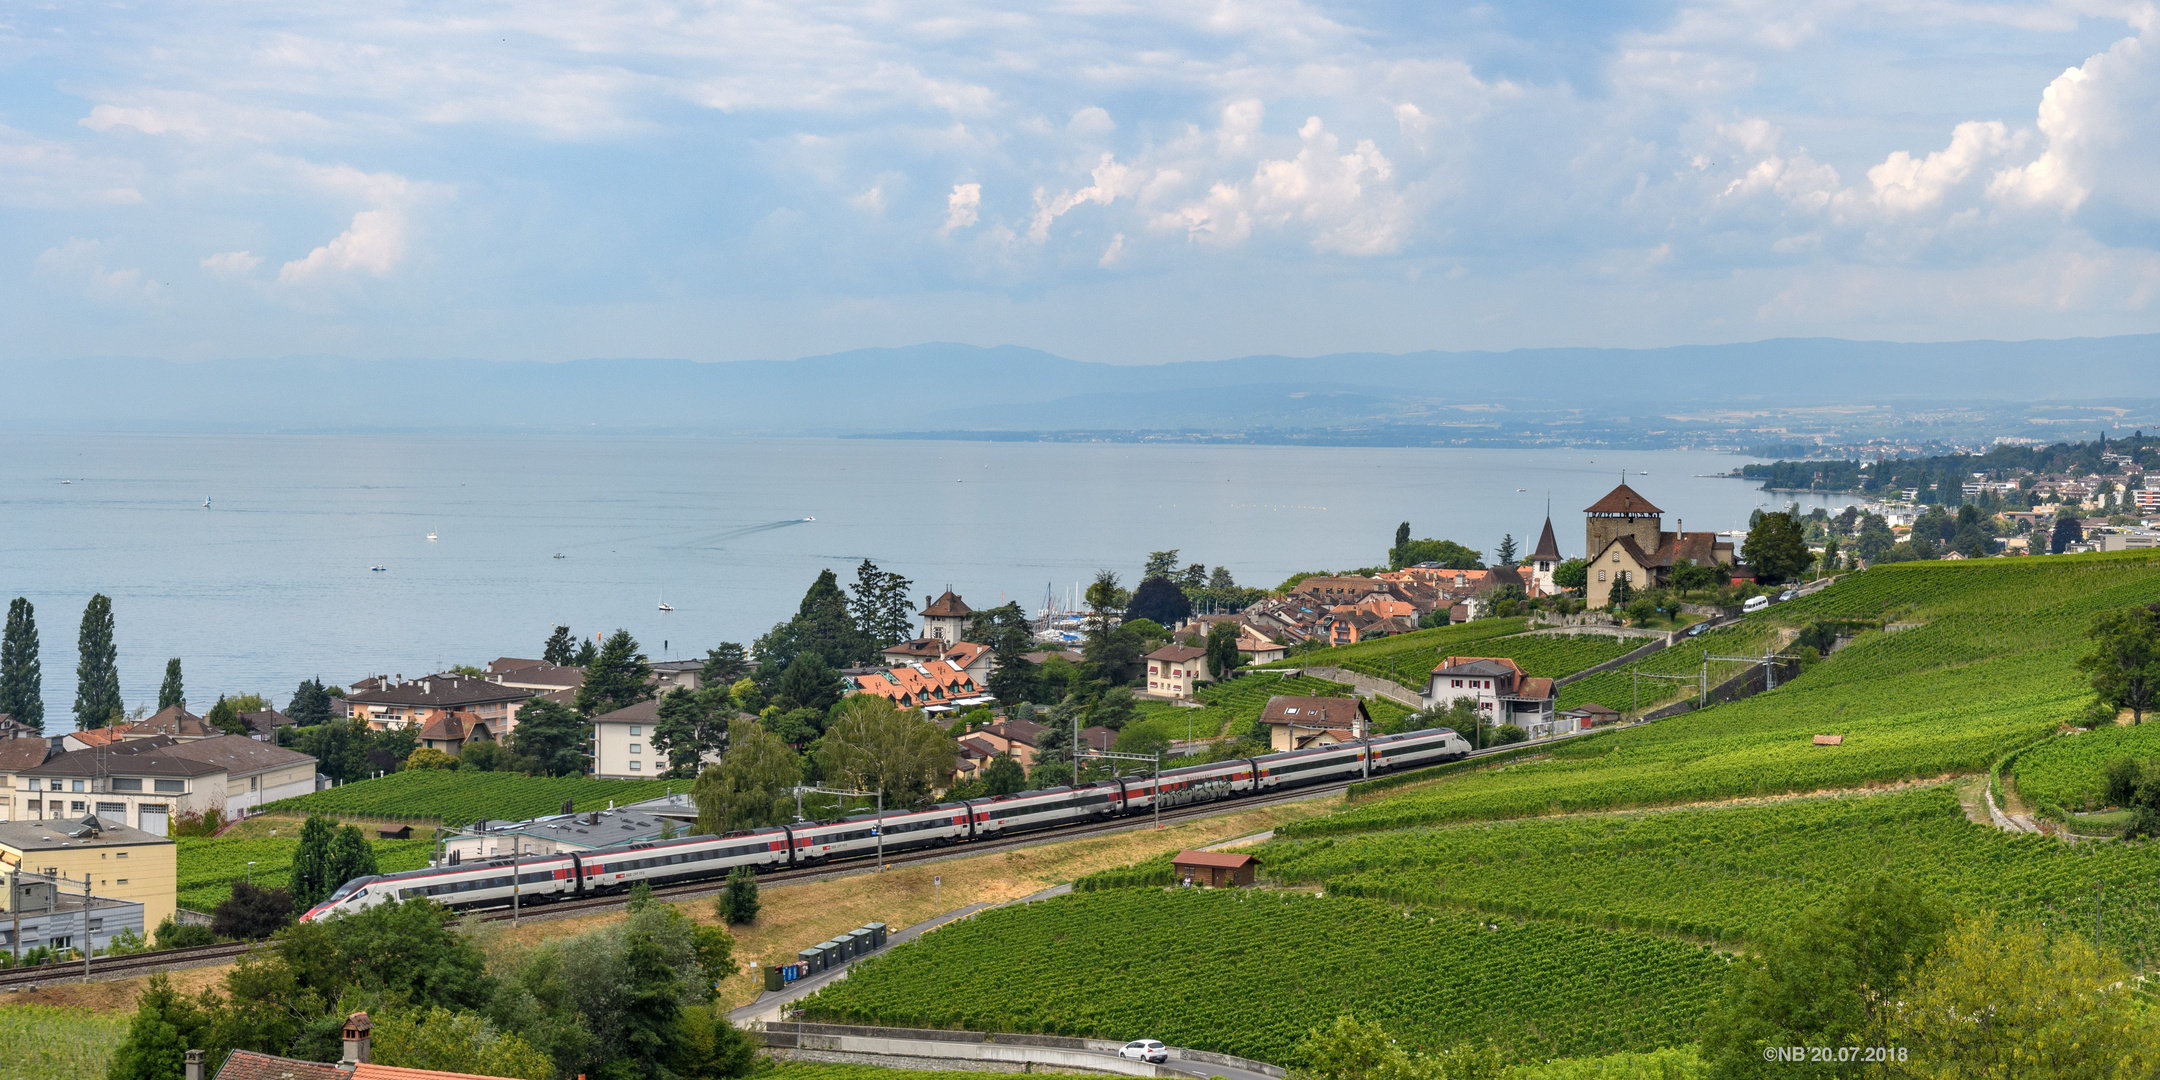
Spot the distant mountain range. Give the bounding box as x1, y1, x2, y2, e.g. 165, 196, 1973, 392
4, 336, 2155, 447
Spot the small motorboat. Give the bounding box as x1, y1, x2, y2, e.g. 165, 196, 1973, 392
427, 531, 438, 541
370, 564, 388, 572
61, 480, 71, 485
658, 601, 674, 612
553, 553, 566, 559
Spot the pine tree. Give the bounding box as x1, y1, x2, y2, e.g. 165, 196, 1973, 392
73, 593, 121, 728
158, 658, 185, 711
1496, 533, 1519, 567
720, 866, 760, 924
0, 597, 42, 732
289, 814, 338, 912
573, 637, 598, 666
288, 677, 332, 726
325, 824, 379, 894
575, 629, 653, 716
543, 625, 576, 667
618, 930, 688, 1074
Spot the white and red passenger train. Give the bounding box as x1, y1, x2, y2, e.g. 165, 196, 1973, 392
300, 726, 1471, 922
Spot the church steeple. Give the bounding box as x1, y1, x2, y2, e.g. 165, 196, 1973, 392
1529, 513, 1563, 568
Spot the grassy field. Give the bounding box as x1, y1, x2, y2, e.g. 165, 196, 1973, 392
0, 1005, 131, 1080
1121, 671, 1414, 752
261, 770, 675, 824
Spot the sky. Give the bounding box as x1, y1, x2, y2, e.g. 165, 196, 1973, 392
3, 1, 2159, 366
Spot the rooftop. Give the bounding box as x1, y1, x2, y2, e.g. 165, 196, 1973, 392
0, 815, 174, 851
921, 589, 973, 618
1584, 483, 1664, 516
25, 733, 316, 780
346, 676, 535, 707
1171, 849, 1259, 869
592, 697, 664, 725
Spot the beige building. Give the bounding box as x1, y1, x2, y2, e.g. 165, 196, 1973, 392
0, 816, 177, 930
16, 735, 318, 835
587, 698, 716, 780
920, 590, 974, 643
342, 675, 535, 736
1142, 644, 1210, 700
1581, 483, 1736, 608
1257, 696, 1369, 752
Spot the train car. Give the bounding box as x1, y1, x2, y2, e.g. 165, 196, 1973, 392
1366, 728, 1470, 771
963, 782, 1122, 839
782, 804, 968, 863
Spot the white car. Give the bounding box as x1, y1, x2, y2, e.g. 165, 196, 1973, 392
1120, 1040, 1170, 1064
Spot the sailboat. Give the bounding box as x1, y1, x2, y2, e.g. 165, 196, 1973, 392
204, 496, 212, 508
657, 588, 674, 612
427, 528, 438, 541
370, 564, 388, 572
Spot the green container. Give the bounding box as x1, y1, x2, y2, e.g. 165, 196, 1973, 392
765, 965, 783, 992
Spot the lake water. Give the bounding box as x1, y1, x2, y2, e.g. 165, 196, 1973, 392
0, 435, 1855, 720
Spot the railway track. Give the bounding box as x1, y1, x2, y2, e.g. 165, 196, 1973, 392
0, 737, 1547, 990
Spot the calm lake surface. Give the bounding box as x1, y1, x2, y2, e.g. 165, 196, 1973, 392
0, 435, 1854, 718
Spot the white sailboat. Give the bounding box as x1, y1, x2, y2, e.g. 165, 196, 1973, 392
657, 588, 674, 612
427, 527, 438, 541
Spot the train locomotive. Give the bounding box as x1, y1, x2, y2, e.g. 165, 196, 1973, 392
300, 725, 1470, 922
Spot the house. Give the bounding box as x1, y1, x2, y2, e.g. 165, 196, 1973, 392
954, 736, 1001, 781
1560, 702, 1623, 728
881, 639, 994, 683
0, 815, 177, 933
415, 712, 495, 756
1290, 576, 1393, 605
1525, 514, 1566, 596
120, 706, 222, 741
844, 660, 991, 715
442, 806, 673, 861
1423, 657, 1561, 737
60, 726, 128, 752
1171, 849, 1258, 888
342, 675, 536, 736
1235, 626, 1288, 664
237, 710, 295, 742
920, 590, 974, 643
0, 863, 146, 960
19, 734, 318, 836
970, 717, 1046, 769
0, 736, 56, 821
214, 1011, 535, 1080
1078, 725, 1118, 752
650, 660, 704, 692
486, 662, 586, 696
1143, 644, 1210, 700
1257, 696, 1369, 752
1580, 483, 1736, 608
589, 697, 714, 779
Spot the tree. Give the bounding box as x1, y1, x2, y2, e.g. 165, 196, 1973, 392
1143, 550, 1181, 579
211, 881, 296, 940
74, 593, 121, 727
205, 695, 246, 736
772, 655, 843, 716
1125, 575, 1192, 628
1205, 621, 1240, 682
654, 686, 734, 778
816, 695, 954, 807
1742, 511, 1811, 584
2051, 515, 2083, 554
287, 677, 334, 727
576, 629, 653, 717
1208, 566, 1236, 592
847, 559, 917, 648
981, 753, 1026, 795
1670, 559, 1714, 592
1551, 559, 1588, 592
405, 746, 458, 770
288, 814, 338, 913
573, 637, 598, 666
1495, 533, 1518, 566
0, 597, 41, 732
106, 973, 211, 1080
754, 569, 872, 677
693, 719, 802, 833
1697, 875, 1950, 1079
1884, 917, 2158, 1078
1392, 538, 1484, 571
510, 699, 592, 777
1607, 575, 1635, 609
718, 866, 760, 924
370, 1006, 553, 1080
699, 642, 751, 687
986, 648, 1038, 706
297, 717, 372, 784
617, 930, 688, 1077
963, 601, 1035, 654
543, 625, 577, 667
2077, 602, 2160, 723
158, 658, 185, 711
1393, 523, 1411, 563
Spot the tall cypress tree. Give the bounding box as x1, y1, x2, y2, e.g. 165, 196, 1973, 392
74, 593, 121, 728
158, 658, 185, 711
1, 598, 42, 732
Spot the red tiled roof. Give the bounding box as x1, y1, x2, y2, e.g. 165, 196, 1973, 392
921, 590, 973, 617
1145, 644, 1206, 662
123, 705, 218, 739
354, 1064, 532, 1080
1584, 483, 1663, 515
1258, 696, 1368, 728
213, 1050, 350, 1080
71, 727, 126, 747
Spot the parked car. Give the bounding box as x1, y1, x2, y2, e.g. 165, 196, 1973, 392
1777, 589, 1798, 602
1742, 595, 1770, 614
1120, 1040, 1170, 1064
1687, 622, 1710, 637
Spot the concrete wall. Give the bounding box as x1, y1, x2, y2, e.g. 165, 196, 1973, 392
760, 1023, 1286, 1079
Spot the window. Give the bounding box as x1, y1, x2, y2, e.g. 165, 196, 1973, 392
630, 725, 641, 736
116, 852, 127, 859
250, 776, 258, 791
116, 879, 127, 885
71, 780, 86, 793
110, 778, 142, 793
1597, 570, 1606, 582
97, 802, 125, 814
630, 761, 641, 771
71, 801, 86, 813
154, 780, 185, 794
629, 744, 642, 755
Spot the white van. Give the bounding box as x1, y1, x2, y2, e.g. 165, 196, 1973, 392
1742, 595, 1770, 614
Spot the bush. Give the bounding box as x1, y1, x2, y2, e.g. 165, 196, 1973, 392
153, 916, 217, 950
170, 808, 224, 838
719, 866, 760, 925
213, 881, 297, 940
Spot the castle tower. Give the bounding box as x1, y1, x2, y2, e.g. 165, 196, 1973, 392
1583, 483, 1663, 558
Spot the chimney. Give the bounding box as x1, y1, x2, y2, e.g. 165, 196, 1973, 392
184, 1050, 205, 1080
340, 1011, 373, 1066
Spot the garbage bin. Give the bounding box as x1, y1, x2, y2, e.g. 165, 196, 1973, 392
799, 947, 823, 974
865, 922, 888, 949
765, 965, 783, 992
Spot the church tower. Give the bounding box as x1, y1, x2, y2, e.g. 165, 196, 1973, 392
1527, 512, 1564, 595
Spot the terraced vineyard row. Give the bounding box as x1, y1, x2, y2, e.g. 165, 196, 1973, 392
176, 833, 436, 912
261, 770, 674, 825
802, 889, 1726, 1063
1126, 672, 1414, 750
1552, 620, 1788, 713
2015, 723, 2160, 811
1262, 785, 2160, 967
1254, 619, 1647, 694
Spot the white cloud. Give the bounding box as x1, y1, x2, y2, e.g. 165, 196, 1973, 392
1160, 116, 1408, 254
36, 238, 164, 304
1029, 154, 1143, 242
201, 251, 264, 278
280, 209, 408, 283
81, 104, 212, 138
1069, 107, 1114, 134
1990, 30, 2160, 216
942, 183, 981, 234
1869, 121, 2020, 213
850, 184, 886, 214
1098, 233, 1126, 268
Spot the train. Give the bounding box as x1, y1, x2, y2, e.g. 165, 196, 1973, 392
299, 726, 1471, 922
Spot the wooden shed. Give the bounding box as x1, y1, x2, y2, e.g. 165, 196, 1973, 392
1171, 850, 1259, 888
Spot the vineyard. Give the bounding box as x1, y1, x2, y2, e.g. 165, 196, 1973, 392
800, 888, 1726, 1064
177, 832, 436, 912
0, 1005, 130, 1080
1280, 554, 2160, 834
260, 770, 675, 825
1261, 785, 2160, 968
2015, 723, 2160, 811
1124, 672, 1414, 750
1551, 620, 1789, 713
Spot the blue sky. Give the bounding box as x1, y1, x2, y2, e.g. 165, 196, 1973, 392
3, 1, 2157, 365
